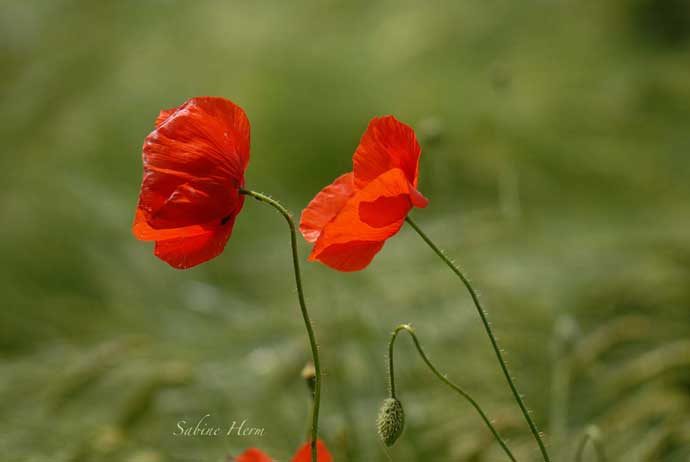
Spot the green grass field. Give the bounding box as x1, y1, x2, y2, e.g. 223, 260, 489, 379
1, 1, 689, 461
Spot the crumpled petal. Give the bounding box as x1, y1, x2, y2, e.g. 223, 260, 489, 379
152, 215, 236, 269
299, 172, 355, 243
132, 208, 210, 241
309, 168, 427, 271
352, 115, 421, 190
147, 179, 243, 229
138, 97, 249, 229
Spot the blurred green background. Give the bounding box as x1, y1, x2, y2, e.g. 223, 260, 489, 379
1, 1, 689, 461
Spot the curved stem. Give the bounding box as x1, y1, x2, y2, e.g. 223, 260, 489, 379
240, 188, 321, 462
405, 216, 551, 462
388, 324, 517, 462
574, 428, 605, 462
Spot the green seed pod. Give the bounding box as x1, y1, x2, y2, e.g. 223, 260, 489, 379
377, 398, 405, 446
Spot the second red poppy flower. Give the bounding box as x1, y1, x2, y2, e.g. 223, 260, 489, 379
300, 116, 428, 271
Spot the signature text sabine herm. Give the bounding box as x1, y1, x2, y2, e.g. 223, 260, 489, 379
174, 414, 265, 437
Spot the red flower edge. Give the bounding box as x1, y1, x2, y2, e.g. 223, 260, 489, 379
234, 440, 333, 462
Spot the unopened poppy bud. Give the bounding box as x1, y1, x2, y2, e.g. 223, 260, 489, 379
377, 397, 405, 447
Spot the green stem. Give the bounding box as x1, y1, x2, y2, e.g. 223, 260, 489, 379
574, 427, 605, 462
405, 216, 551, 462
389, 324, 518, 462
240, 188, 321, 462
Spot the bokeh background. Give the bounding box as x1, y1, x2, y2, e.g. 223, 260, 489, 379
1, 1, 689, 461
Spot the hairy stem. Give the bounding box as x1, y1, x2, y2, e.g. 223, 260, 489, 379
389, 324, 518, 462
405, 216, 551, 462
241, 188, 321, 462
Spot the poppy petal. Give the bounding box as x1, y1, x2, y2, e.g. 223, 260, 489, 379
191, 96, 251, 172
408, 185, 429, 208
358, 194, 413, 228
155, 106, 178, 127
132, 208, 210, 241
138, 97, 249, 229
235, 448, 273, 462
352, 116, 421, 189
309, 168, 421, 271
299, 172, 355, 243
152, 216, 236, 269
147, 179, 244, 229
311, 240, 386, 272
292, 440, 333, 462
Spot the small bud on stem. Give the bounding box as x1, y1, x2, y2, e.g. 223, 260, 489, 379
377, 397, 405, 447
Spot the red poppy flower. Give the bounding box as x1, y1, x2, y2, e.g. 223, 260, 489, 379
300, 116, 428, 271
291, 440, 333, 462
235, 448, 273, 462
234, 440, 332, 462
132, 96, 250, 269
